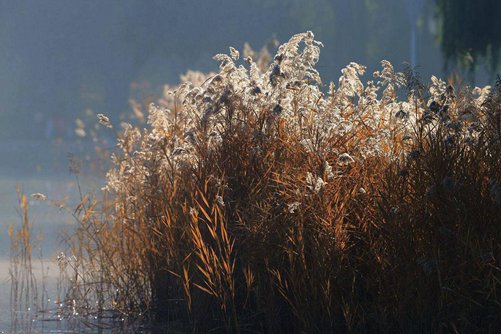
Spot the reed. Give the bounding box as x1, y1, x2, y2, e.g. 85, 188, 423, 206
50, 33, 501, 332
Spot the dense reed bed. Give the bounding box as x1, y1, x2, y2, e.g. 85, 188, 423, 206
59, 32, 501, 332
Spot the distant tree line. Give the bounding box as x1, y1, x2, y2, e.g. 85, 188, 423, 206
436, 0, 501, 78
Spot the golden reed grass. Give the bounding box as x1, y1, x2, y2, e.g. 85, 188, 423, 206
12, 32, 501, 333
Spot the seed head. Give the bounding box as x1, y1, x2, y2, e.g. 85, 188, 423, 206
97, 114, 112, 128
31, 193, 47, 201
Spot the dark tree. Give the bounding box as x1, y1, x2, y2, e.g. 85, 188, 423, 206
436, 0, 501, 77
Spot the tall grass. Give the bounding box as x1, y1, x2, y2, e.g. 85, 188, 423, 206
60, 32, 501, 332
9, 192, 39, 333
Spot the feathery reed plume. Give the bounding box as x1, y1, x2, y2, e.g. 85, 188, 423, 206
55, 32, 501, 333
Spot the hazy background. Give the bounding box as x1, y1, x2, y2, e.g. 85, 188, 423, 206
2, 0, 496, 142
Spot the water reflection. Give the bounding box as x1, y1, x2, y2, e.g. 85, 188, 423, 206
0, 141, 107, 333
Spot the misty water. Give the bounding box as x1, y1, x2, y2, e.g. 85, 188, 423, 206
0, 141, 105, 333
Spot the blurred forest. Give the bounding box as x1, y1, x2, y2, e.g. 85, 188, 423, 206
0, 0, 499, 140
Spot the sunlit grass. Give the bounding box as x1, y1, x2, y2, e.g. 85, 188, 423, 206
11, 32, 501, 333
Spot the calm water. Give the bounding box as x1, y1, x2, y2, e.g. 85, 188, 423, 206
0, 141, 107, 333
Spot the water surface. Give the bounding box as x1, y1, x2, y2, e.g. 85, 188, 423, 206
0, 141, 105, 333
